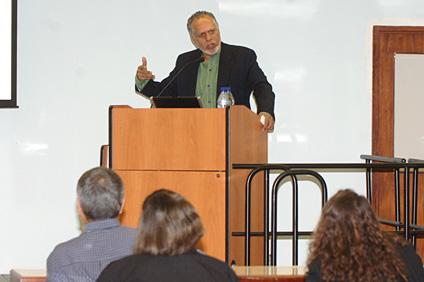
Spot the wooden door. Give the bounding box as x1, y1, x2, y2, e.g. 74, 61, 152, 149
372, 26, 424, 257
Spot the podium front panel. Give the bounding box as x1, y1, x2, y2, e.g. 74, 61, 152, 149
117, 170, 226, 261
109, 105, 268, 265
111, 107, 226, 171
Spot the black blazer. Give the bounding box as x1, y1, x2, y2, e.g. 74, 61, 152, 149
139, 42, 275, 119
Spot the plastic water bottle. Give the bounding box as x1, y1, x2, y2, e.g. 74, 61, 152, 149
217, 87, 235, 108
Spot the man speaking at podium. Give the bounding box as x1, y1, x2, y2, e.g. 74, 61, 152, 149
134, 11, 275, 131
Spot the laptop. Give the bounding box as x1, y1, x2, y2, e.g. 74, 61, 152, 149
150, 96, 203, 108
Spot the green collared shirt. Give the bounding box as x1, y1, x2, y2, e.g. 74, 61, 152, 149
135, 49, 221, 109
195, 49, 220, 108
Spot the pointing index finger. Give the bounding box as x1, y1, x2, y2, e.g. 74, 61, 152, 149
142, 57, 147, 69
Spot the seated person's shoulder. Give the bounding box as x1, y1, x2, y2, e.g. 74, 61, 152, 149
189, 249, 239, 280
48, 235, 83, 260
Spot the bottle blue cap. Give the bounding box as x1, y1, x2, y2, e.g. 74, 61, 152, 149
220, 87, 231, 91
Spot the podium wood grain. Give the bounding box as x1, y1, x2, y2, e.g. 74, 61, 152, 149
110, 105, 267, 265
111, 106, 226, 171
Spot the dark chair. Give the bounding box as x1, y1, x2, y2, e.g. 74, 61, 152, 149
270, 170, 327, 266
360, 154, 406, 231
242, 165, 327, 266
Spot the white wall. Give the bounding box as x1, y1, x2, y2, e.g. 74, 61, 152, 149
1, 0, 424, 272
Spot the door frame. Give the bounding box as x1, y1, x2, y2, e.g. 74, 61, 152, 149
372, 25, 424, 256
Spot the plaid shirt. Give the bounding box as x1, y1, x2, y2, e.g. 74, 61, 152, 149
47, 219, 137, 282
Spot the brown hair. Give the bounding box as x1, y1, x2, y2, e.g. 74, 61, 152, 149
307, 189, 408, 282
134, 189, 204, 256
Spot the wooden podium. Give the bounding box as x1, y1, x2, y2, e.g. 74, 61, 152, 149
108, 105, 267, 265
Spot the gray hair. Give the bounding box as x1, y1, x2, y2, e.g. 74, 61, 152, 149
77, 167, 124, 220
187, 11, 218, 36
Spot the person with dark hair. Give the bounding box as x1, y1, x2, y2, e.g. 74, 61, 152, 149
305, 189, 424, 282
97, 189, 239, 282
47, 167, 137, 282
135, 10, 275, 131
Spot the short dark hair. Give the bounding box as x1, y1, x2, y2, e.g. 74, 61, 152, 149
187, 11, 218, 36
134, 189, 204, 256
76, 167, 124, 220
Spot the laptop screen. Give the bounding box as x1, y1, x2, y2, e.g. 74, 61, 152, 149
150, 96, 203, 108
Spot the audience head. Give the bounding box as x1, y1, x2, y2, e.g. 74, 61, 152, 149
307, 189, 407, 282
134, 189, 204, 256
76, 167, 124, 221
314, 189, 380, 241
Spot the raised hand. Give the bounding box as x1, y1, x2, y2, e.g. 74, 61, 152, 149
136, 57, 155, 81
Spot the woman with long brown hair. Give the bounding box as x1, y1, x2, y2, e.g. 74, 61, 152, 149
306, 189, 424, 282
97, 189, 239, 282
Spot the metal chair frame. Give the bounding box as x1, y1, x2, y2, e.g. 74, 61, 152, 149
233, 159, 424, 266
270, 170, 327, 265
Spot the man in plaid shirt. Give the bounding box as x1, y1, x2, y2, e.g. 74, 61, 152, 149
47, 167, 137, 282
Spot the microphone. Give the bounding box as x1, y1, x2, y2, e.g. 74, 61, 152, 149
156, 56, 205, 97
